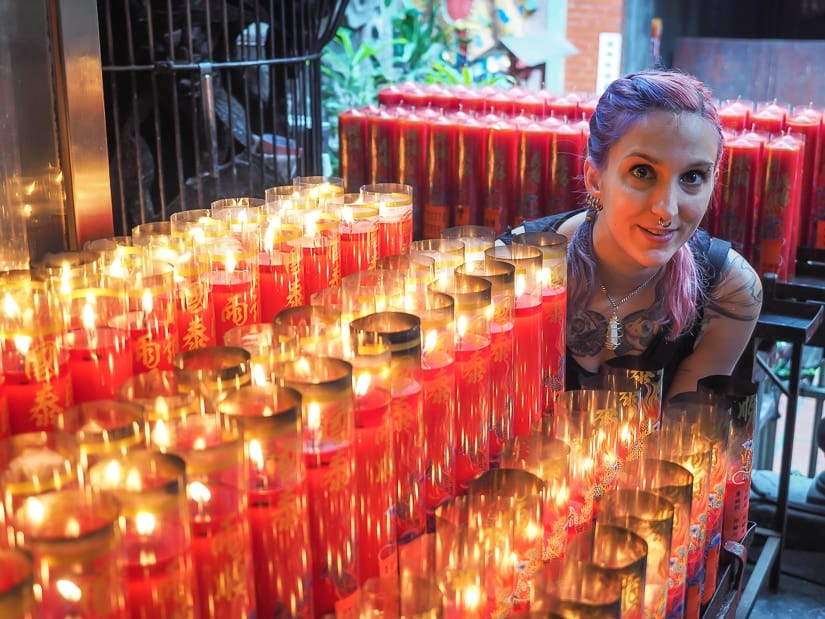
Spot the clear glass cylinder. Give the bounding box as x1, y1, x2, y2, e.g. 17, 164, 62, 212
56, 400, 144, 471
118, 368, 212, 420
223, 322, 300, 384
258, 221, 302, 322
173, 345, 251, 405
217, 384, 313, 618
358, 573, 443, 618
273, 304, 343, 357
441, 225, 495, 263
409, 238, 465, 282
89, 450, 196, 618
360, 183, 414, 258
272, 356, 358, 616
336, 202, 380, 277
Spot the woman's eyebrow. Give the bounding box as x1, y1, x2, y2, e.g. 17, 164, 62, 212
624, 151, 714, 169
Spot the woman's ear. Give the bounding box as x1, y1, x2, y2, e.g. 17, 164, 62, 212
583, 158, 602, 198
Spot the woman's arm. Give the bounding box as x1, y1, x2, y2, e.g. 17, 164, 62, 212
666, 249, 763, 398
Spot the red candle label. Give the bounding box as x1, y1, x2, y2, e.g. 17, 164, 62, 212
178, 280, 215, 351
391, 384, 425, 542
132, 328, 177, 374
488, 327, 513, 463
455, 121, 487, 227
424, 118, 455, 238
454, 342, 491, 492
68, 328, 133, 404
541, 289, 566, 415
421, 362, 455, 514
6, 360, 73, 434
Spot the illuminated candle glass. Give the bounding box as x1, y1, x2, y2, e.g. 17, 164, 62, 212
211, 196, 266, 219
430, 274, 491, 493
0, 432, 79, 549
173, 345, 252, 405
467, 469, 544, 615
118, 368, 212, 421
224, 322, 300, 384
202, 241, 260, 345
291, 211, 341, 301
409, 238, 465, 282
377, 252, 436, 300
513, 230, 568, 420
358, 573, 444, 617
361, 183, 414, 258
341, 269, 406, 336
168, 209, 225, 244
272, 356, 359, 616
89, 451, 196, 619
259, 221, 303, 321
566, 523, 648, 619
56, 400, 144, 471
1, 281, 72, 434
664, 391, 731, 607
273, 304, 343, 357
484, 244, 543, 436
441, 225, 495, 263
599, 489, 674, 619
336, 201, 380, 277
603, 356, 664, 437
397, 290, 455, 519
63, 284, 134, 404
432, 504, 486, 619
347, 331, 397, 583
33, 250, 100, 282
500, 433, 571, 563
350, 312, 425, 545
0, 366, 8, 441
150, 413, 255, 618
13, 489, 126, 617
456, 259, 515, 467
649, 419, 712, 619
265, 184, 302, 213
0, 548, 33, 618
218, 384, 314, 618
294, 176, 346, 202
537, 560, 624, 618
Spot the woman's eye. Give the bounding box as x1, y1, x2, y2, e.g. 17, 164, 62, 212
681, 170, 707, 186
630, 165, 652, 179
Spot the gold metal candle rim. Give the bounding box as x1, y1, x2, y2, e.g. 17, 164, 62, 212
173, 346, 252, 383
217, 384, 303, 437
349, 311, 421, 353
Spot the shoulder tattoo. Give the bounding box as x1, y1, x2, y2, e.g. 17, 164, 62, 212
705, 253, 763, 322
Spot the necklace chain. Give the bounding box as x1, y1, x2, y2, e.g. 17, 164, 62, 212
600, 270, 660, 351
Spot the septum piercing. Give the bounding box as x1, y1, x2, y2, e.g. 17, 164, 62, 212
658, 217, 672, 228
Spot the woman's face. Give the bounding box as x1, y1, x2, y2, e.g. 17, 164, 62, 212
585, 109, 719, 270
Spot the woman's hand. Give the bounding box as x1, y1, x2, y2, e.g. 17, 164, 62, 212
666, 249, 763, 398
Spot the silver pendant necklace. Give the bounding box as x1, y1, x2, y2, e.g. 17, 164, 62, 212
600, 269, 661, 351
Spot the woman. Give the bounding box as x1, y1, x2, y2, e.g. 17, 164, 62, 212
511, 69, 762, 398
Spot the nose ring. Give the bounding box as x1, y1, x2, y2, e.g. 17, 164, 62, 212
658, 217, 672, 228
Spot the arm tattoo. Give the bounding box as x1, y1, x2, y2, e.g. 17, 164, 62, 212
705, 255, 763, 322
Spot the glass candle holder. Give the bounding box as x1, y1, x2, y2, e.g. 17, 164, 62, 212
150, 412, 255, 618
409, 238, 466, 283
358, 573, 443, 618
603, 356, 664, 437
89, 451, 196, 618
377, 253, 436, 301
599, 488, 674, 619
566, 523, 647, 619
484, 244, 543, 436
223, 322, 300, 384
13, 489, 126, 617
168, 209, 225, 244
56, 400, 145, 472
119, 368, 212, 420
173, 345, 252, 405
1, 432, 79, 549
467, 468, 544, 616
258, 221, 303, 321
291, 211, 342, 303
271, 356, 358, 616
429, 274, 492, 494
361, 183, 414, 258
273, 304, 343, 357
1, 280, 72, 434
441, 225, 495, 263
512, 231, 568, 419
217, 384, 314, 618
456, 259, 515, 466
337, 202, 380, 277
432, 509, 486, 619
397, 290, 455, 518
0, 362, 7, 441
294, 176, 345, 202
618, 457, 693, 618
0, 548, 34, 618
349, 312, 425, 544
62, 281, 135, 404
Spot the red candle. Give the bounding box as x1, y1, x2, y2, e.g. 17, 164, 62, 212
423, 112, 457, 238
483, 88, 516, 117
210, 263, 258, 346
512, 302, 542, 437
367, 106, 401, 184
259, 224, 302, 321
454, 333, 491, 492
488, 323, 513, 466
455, 115, 488, 227
546, 93, 580, 122
787, 106, 823, 248
751, 100, 788, 135
421, 353, 455, 515
515, 92, 546, 119
339, 107, 369, 193
397, 110, 429, 240
299, 230, 338, 302
339, 206, 379, 278
176, 279, 217, 352
67, 327, 133, 403
189, 481, 255, 618
0, 375, 8, 439
515, 119, 549, 225
546, 120, 586, 216
353, 385, 396, 582
390, 382, 426, 542
483, 116, 518, 234
718, 98, 753, 132
429, 85, 458, 112
3, 340, 73, 434
125, 553, 192, 619
723, 472, 750, 545
541, 288, 567, 414
377, 84, 404, 107
451, 85, 485, 114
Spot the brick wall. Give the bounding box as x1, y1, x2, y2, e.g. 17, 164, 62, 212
564, 0, 624, 93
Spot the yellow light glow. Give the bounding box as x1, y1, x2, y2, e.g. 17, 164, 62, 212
135, 512, 156, 536
193, 437, 207, 450
188, 481, 212, 503
13, 334, 31, 356
81, 301, 96, 331
3, 293, 20, 318
341, 205, 354, 225
456, 315, 468, 339
305, 213, 318, 238
251, 363, 268, 386
263, 221, 277, 252
515, 273, 526, 298
56, 579, 82, 603
307, 402, 322, 434
354, 372, 371, 398
141, 290, 153, 316
103, 460, 122, 486
249, 439, 264, 472
24, 497, 45, 526
152, 419, 170, 448
125, 467, 143, 492
423, 329, 439, 354
225, 252, 236, 275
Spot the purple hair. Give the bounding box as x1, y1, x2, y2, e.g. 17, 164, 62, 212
569, 69, 723, 339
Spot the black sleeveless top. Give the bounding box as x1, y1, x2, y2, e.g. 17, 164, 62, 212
502, 209, 731, 396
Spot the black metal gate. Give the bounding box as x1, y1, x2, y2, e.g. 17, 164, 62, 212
99, 0, 348, 235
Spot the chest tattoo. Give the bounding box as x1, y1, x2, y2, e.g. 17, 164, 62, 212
568, 308, 659, 356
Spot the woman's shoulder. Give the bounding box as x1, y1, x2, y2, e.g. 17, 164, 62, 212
514, 208, 587, 241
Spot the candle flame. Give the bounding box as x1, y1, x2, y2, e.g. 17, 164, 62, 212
152, 419, 170, 448
305, 213, 318, 238
188, 481, 212, 503
354, 372, 371, 397
3, 293, 20, 318
423, 329, 439, 354
515, 273, 526, 298
81, 301, 96, 331
141, 289, 153, 316
65, 518, 80, 537
193, 437, 207, 450
307, 402, 322, 434
540, 266, 552, 287
456, 315, 468, 339
341, 205, 354, 225
249, 439, 264, 471
378, 199, 387, 217
125, 467, 143, 492
188, 226, 205, 244
59, 263, 73, 295
251, 363, 268, 386
103, 460, 122, 486
24, 497, 45, 525
135, 512, 156, 536
462, 584, 481, 610
225, 252, 236, 275
56, 579, 82, 603
263, 220, 277, 252
108, 255, 126, 279
13, 334, 31, 355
